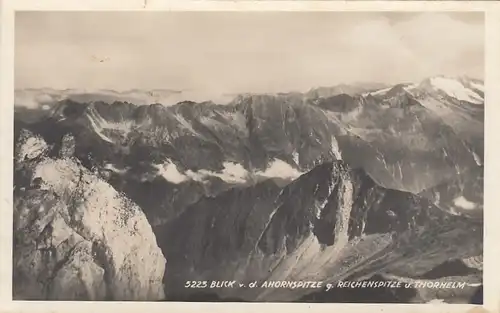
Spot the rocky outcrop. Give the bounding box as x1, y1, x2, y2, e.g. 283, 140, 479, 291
59, 133, 76, 158
418, 166, 483, 218
14, 129, 50, 167
13, 131, 166, 301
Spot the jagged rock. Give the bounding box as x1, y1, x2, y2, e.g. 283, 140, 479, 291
418, 166, 483, 217
13, 131, 166, 301
14, 129, 49, 165
59, 133, 76, 158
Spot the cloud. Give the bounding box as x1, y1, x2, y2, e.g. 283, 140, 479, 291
153, 160, 189, 184
153, 160, 249, 185
333, 13, 484, 85
15, 91, 57, 109
255, 159, 303, 180
153, 159, 303, 185
186, 162, 249, 184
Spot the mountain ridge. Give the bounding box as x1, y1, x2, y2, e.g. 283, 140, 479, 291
159, 159, 482, 302
13, 76, 484, 303
14, 76, 484, 224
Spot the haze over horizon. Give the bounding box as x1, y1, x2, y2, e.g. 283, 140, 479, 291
16, 11, 484, 99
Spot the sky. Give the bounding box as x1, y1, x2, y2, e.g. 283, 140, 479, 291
15, 11, 484, 98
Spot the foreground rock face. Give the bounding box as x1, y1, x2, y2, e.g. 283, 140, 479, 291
13, 130, 166, 301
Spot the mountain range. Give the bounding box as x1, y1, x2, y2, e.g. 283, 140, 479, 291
13, 75, 484, 303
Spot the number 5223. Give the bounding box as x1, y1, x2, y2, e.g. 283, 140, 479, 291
185, 281, 208, 288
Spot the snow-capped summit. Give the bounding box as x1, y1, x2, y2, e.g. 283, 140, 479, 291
416, 76, 484, 105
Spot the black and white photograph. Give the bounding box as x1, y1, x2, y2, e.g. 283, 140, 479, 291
12, 11, 485, 304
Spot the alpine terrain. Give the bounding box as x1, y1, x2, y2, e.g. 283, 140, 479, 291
13, 76, 484, 303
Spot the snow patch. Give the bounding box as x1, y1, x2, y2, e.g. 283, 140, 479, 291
314, 177, 336, 219
173, 113, 198, 135
330, 136, 343, 160
453, 196, 477, 210
429, 77, 483, 104
470, 81, 484, 93
462, 256, 483, 270
427, 299, 446, 304
403, 84, 418, 93
315, 197, 329, 220
292, 152, 300, 165
86, 111, 114, 143
199, 111, 248, 134
90, 108, 133, 132
85, 108, 135, 143
367, 87, 392, 96
472, 150, 482, 166
198, 116, 220, 128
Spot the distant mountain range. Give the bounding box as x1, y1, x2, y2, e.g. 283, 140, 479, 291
14, 82, 389, 110
13, 76, 484, 303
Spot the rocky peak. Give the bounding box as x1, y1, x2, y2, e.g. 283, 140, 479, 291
59, 133, 76, 158
14, 129, 50, 166
13, 130, 167, 301
161, 160, 482, 301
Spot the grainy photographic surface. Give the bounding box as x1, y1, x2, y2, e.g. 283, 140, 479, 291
13, 11, 484, 303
